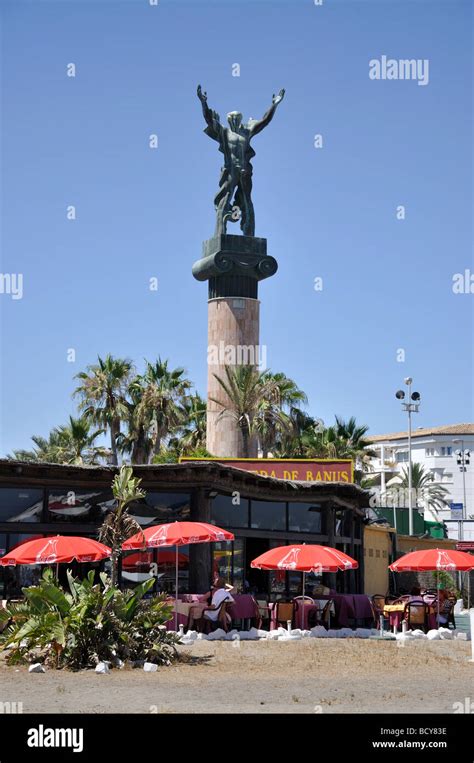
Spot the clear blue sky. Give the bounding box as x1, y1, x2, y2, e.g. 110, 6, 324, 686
0, 0, 472, 455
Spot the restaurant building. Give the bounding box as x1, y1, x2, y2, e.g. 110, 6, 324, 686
0, 459, 370, 599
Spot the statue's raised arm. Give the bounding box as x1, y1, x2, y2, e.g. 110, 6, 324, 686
248, 89, 285, 136
197, 84, 222, 141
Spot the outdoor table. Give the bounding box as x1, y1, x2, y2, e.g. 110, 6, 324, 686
294, 599, 336, 630
383, 602, 437, 630
227, 594, 259, 626
163, 598, 208, 630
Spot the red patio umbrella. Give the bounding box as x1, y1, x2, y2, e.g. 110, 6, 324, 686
0, 535, 111, 567
251, 544, 358, 629
123, 521, 234, 629
122, 550, 188, 569
389, 548, 474, 623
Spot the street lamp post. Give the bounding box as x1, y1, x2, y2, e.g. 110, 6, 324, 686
395, 378, 421, 536
453, 438, 470, 541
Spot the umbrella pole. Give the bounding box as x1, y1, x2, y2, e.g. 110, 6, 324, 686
175, 545, 178, 631
301, 571, 305, 630
437, 569, 439, 627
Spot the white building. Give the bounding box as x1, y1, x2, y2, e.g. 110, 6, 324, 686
367, 423, 474, 539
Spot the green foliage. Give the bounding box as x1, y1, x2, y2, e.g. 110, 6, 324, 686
430, 569, 459, 596
0, 568, 176, 670
99, 465, 146, 587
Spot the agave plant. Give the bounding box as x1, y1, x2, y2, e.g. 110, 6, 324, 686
0, 568, 176, 670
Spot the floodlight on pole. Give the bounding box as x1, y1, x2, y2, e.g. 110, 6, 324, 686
395, 377, 421, 536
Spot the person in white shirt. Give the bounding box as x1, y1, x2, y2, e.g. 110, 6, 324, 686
187, 577, 235, 630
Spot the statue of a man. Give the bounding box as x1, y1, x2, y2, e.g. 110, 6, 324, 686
197, 85, 285, 237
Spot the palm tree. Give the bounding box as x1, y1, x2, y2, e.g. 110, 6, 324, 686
135, 359, 192, 460
54, 416, 107, 465
273, 410, 320, 457
210, 366, 285, 457
8, 431, 66, 463
388, 463, 450, 517
256, 372, 307, 457
99, 465, 145, 587
117, 378, 154, 465
170, 393, 207, 454
74, 354, 133, 465
8, 418, 105, 465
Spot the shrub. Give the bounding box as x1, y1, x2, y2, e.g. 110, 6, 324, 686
0, 568, 177, 670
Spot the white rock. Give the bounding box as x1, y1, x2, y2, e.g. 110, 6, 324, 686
454, 632, 468, 641
438, 628, 453, 640
310, 625, 328, 638
205, 628, 227, 641
411, 629, 427, 639
427, 629, 441, 640
143, 662, 158, 672
28, 663, 45, 673
95, 662, 110, 674
353, 628, 372, 639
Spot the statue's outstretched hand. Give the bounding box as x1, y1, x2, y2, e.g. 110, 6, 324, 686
272, 88, 285, 105
197, 84, 207, 103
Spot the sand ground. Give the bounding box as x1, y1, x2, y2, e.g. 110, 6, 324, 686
1, 639, 472, 714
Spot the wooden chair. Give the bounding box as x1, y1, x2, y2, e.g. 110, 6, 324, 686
274, 600, 296, 629
403, 601, 430, 633
307, 600, 333, 630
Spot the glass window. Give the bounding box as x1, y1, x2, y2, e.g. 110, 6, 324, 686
288, 502, 323, 533
47, 488, 113, 523
211, 494, 249, 528
0, 533, 45, 598
0, 487, 44, 523
212, 541, 233, 586
335, 509, 352, 537
131, 492, 192, 526
396, 452, 409, 463
250, 500, 286, 530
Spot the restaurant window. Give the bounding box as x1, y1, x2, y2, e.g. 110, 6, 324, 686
334, 509, 352, 537
131, 492, 192, 526
250, 500, 286, 531
211, 494, 249, 528
268, 539, 287, 599
288, 502, 323, 534
212, 540, 235, 587
47, 487, 113, 523
0, 532, 45, 598
0, 487, 44, 523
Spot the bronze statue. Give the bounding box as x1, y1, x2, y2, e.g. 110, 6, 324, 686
197, 85, 285, 237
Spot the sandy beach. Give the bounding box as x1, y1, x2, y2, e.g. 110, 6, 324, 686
1, 638, 472, 715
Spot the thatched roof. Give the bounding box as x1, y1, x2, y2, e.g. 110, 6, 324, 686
0, 458, 370, 511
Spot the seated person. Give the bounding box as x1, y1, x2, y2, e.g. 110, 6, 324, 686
408, 585, 423, 602
187, 577, 235, 630
203, 576, 235, 623
436, 589, 452, 625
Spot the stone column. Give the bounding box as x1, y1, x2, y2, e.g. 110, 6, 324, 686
192, 234, 277, 458
207, 296, 260, 456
